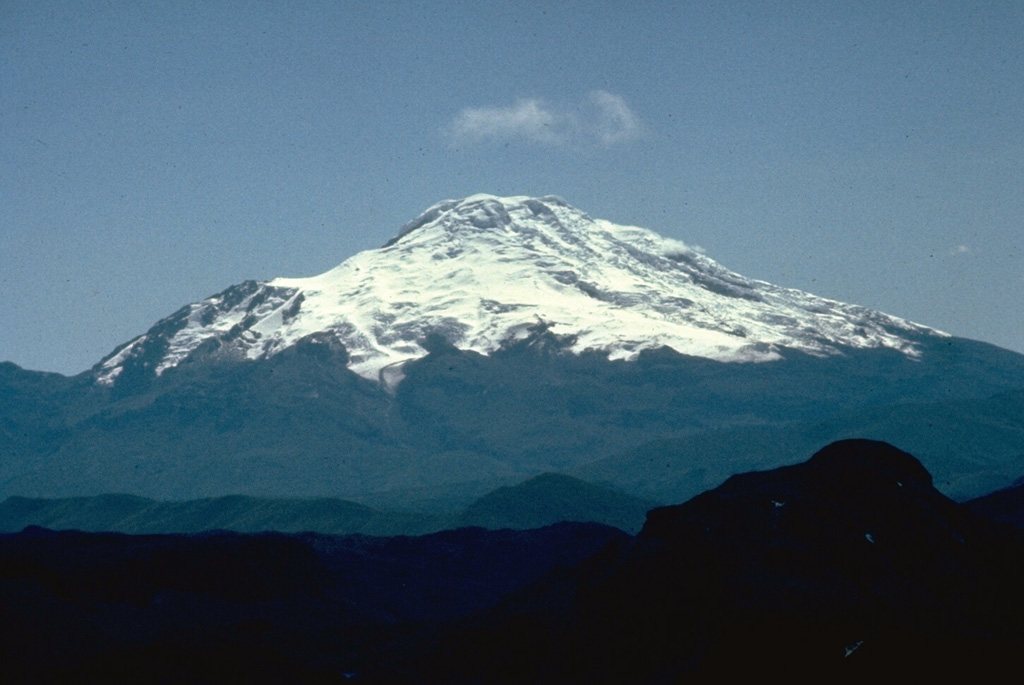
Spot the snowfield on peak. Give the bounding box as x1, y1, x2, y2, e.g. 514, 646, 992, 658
95, 194, 945, 386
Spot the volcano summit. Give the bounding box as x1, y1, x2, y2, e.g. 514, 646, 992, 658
94, 194, 941, 388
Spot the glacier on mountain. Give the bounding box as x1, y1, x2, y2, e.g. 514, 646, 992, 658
94, 194, 944, 386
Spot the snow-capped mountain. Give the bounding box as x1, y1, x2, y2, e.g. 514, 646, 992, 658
8, 194, 1024, 505
94, 194, 943, 387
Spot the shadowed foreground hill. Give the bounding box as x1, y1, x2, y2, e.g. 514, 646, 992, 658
415, 440, 1024, 681
0, 523, 625, 682
965, 476, 1024, 529
2, 440, 1023, 682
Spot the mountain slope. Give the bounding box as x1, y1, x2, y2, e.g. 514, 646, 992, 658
572, 388, 1024, 503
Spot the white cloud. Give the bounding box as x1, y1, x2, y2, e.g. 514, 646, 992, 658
450, 98, 565, 145
449, 92, 642, 148
588, 90, 642, 146
950, 244, 971, 255
662, 237, 706, 256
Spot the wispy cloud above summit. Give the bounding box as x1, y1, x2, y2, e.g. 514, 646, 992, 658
587, 91, 642, 146
449, 91, 642, 148
451, 98, 564, 144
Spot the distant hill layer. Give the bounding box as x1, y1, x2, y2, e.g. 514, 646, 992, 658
0, 473, 654, 536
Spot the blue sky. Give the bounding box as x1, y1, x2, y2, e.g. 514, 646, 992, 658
3, 1, 1022, 374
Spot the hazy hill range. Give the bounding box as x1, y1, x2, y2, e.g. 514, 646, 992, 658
0, 473, 655, 536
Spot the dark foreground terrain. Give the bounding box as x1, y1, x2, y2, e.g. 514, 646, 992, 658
2, 440, 1023, 682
